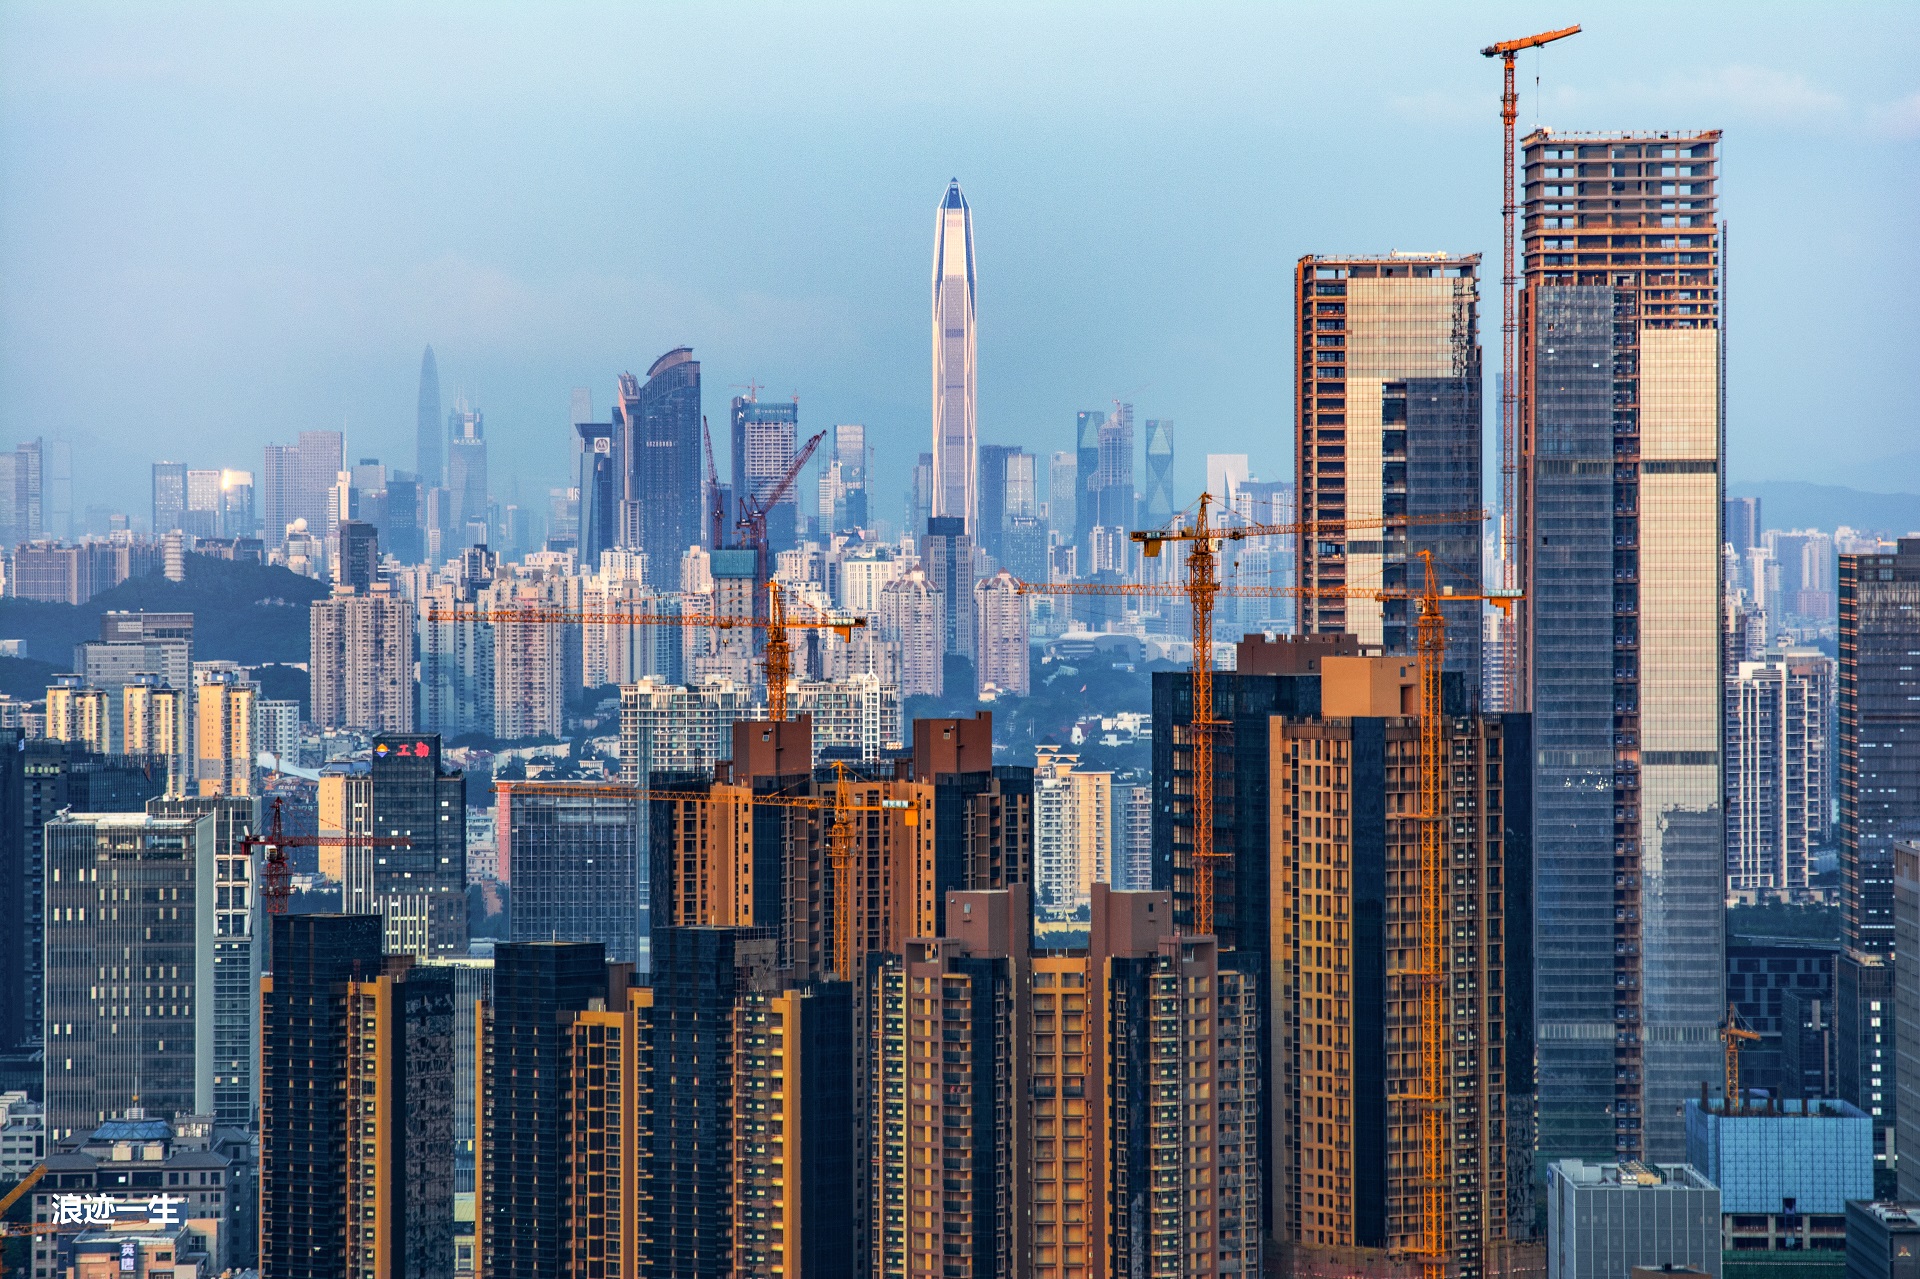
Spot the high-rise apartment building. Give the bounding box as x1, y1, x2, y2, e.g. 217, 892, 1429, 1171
310, 581, 416, 733
44, 674, 110, 755
489, 579, 566, 740
973, 568, 1030, 696
932, 180, 978, 534
151, 461, 187, 535
42, 811, 216, 1139
192, 668, 255, 797
1114, 782, 1152, 892
502, 783, 646, 966
867, 885, 1260, 1279
880, 569, 944, 696
475, 941, 646, 1278
417, 345, 443, 486
342, 734, 468, 960
1034, 746, 1110, 921
79, 611, 193, 756
619, 677, 761, 784
1518, 128, 1726, 1162
123, 674, 188, 796
262, 913, 455, 1279
0, 734, 166, 1057
1294, 252, 1484, 697
732, 395, 801, 556
1727, 650, 1833, 896
616, 349, 704, 590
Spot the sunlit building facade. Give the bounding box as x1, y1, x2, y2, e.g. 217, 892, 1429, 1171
932, 180, 978, 534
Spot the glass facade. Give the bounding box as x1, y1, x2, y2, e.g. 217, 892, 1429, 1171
504, 788, 645, 967
1522, 130, 1726, 1164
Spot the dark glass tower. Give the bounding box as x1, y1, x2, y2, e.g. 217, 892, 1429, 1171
731, 395, 801, 558
417, 345, 442, 488
343, 734, 468, 959
1143, 418, 1175, 528
621, 347, 704, 590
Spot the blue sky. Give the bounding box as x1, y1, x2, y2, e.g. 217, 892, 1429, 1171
2, 2, 1916, 525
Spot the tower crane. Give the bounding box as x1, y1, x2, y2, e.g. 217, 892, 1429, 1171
425, 585, 865, 722
239, 795, 411, 918
1482, 23, 1579, 710
703, 416, 726, 552
736, 429, 827, 613
1723, 1004, 1761, 1112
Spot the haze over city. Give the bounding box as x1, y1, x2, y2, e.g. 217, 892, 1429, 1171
3, 2, 1916, 513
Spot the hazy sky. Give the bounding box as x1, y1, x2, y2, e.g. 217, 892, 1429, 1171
3, 2, 1916, 527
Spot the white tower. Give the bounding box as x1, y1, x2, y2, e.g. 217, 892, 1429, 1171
931, 179, 977, 534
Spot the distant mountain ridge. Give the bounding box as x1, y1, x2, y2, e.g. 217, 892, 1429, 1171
1727, 481, 1920, 536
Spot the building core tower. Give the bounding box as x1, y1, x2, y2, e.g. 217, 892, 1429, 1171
932, 180, 977, 534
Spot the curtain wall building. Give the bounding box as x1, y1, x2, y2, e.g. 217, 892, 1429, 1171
931, 180, 978, 535
1518, 128, 1726, 1163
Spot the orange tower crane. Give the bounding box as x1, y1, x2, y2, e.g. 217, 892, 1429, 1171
239, 794, 411, 917
1723, 1004, 1761, 1112
1409, 549, 1519, 1279
1017, 497, 1483, 936
1483, 23, 1579, 710
425, 585, 865, 722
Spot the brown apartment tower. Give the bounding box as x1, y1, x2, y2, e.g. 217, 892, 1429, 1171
1518, 130, 1726, 1163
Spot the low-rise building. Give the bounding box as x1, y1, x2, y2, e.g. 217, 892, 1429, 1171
1546, 1161, 1722, 1279
1845, 1202, 1920, 1279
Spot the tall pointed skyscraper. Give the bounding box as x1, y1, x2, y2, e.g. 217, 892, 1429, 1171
931, 179, 977, 534
417, 345, 442, 486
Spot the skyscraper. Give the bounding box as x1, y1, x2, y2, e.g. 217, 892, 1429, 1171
1073, 410, 1104, 562
417, 344, 443, 487
151, 461, 187, 535
1519, 128, 1725, 1163
502, 784, 646, 966
342, 734, 468, 959
731, 394, 800, 556
1841, 540, 1920, 953
193, 667, 255, 797
43, 810, 216, 1139
310, 582, 415, 733
576, 420, 617, 568
973, 569, 1030, 697
1143, 418, 1175, 528
262, 429, 344, 549
975, 443, 1015, 560
446, 398, 488, 545
0, 437, 43, 547
932, 180, 978, 534
920, 516, 975, 661
1727, 650, 1832, 896
618, 349, 704, 589
1294, 252, 1484, 699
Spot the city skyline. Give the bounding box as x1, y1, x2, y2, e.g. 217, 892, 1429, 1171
2, 5, 1915, 518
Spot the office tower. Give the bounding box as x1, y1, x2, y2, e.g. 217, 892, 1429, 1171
1072, 410, 1104, 560
976, 443, 1015, 560
0, 437, 43, 547
335, 517, 379, 593
148, 794, 258, 1127
446, 398, 488, 544
123, 674, 188, 795
1206, 453, 1250, 508
576, 420, 617, 567
502, 784, 645, 965
45, 674, 111, 754
880, 569, 944, 696
1726, 650, 1833, 896
1034, 746, 1110, 921
183, 467, 221, 537
1093, 403, 1136, 545
1726, 495, 1760, 561
262, 430, 345, 549
1769, 528, 1838, 620
418, 345, 443, 486
866, 884, 1260, 1279
932, 179, 978, 533
383, 474, 421, 562
151, 461, 187, 534
220, 467, 256, 538
908, 452, 935, 541
1544, 1162, 1721, 1277
42, 810, 215, 1139
616, 349, 704, 590
193, 667, 255, 797
1143, 418, 1175, 527
77, 611, 193, 755
1517, 129, 1726, 1163
263, 913, 454, 1279
477, 941, 645, 1277
828, 421, 869, 531
1047, 450, 1077, 541
973, 568, 1030, 696
343, 734, 468, 959
1293, 252, 1484, 697
310, 582, 416, 733
1839, 540, 1920, 1143
1004, 448, 1038, 523
0, 734, 166, 1058
922, 515, 975, 660
732, 394, 801, 557
1843, 540, 1920, 952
